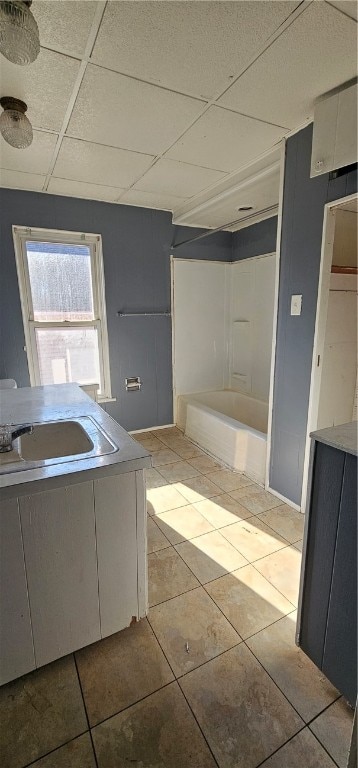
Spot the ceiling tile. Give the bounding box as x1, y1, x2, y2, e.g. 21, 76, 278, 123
91, 1, 300, 100
0, 131, 58, 175
0, 48, 80, 132
135, 158, 227, 198
67, 65, 205, 156
219, 2, 358, 128
54, 138, 154, 187
48, 178, 124, 202
166, 106, 285, 172
327, 1, 358, 21
33, 1, 98, 57
119, 189, 187, 211
0, 169, 45, 192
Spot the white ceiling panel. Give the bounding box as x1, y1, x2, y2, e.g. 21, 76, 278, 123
0, 48, 80, 132
0, 169, 45, 191
135, 159, 227, 198
91, 1, 300, 100
67, 65, 205, 156
0, 131, 58, 175
166, 106, 286, 172
326, 1, 358, 21
119, 189, 187, 211
54, 138, 154, 188
48, 177, 124, 202
33, 1, 98, 57
219, 2, 358, 129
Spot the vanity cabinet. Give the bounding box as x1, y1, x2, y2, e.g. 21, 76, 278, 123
297, 425, 357, 707
0, 469, 147, 685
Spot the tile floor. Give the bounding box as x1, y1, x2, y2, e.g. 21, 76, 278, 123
1, 427, 354, 768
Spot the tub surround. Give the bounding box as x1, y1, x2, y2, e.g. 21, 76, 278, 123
0, 384, 151, 686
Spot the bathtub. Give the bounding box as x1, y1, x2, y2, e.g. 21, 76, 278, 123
177, 390, 268, 485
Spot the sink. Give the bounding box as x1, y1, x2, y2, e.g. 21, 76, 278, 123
20, 421, 93, 460
0, 416, 117, 475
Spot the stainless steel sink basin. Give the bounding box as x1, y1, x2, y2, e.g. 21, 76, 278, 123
20, 421, 93, 460
0, 416, 117, 475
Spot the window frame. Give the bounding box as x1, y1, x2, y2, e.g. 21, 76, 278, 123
12, 225, 113, 402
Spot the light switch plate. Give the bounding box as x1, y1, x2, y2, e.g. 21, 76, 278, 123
291, 294, 302, 316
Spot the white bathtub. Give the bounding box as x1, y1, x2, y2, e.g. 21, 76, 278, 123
177, 390, 268, 485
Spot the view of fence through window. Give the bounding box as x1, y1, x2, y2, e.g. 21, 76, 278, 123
26, 242, 101, 389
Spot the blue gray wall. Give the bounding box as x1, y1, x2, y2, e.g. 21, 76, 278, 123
270, 125, 357, 505
0, 188, 231, 431
232, 216, 278, 261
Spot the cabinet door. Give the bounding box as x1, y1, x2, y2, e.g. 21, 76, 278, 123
323, 453, 357, 706
300, 442, 345, 667
20, 482, 100, 667
94, 473, 138, 638
0, 498, 35, 684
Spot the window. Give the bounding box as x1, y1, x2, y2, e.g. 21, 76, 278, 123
13, 226, 112, 401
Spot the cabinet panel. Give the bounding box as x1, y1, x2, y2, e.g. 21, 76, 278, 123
0, 498, 35, 684
323, 453, 357, 706
94, 473, 138, 637
20, 482, 100, 667
300, 443, 345, 667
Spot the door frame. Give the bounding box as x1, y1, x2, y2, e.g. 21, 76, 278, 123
300, 191, 357, 514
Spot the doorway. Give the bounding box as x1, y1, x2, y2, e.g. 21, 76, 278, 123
302, 193, 358, 512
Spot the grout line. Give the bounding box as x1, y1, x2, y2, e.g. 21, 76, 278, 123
73, 654, 99, 768
22, 730, 90, 768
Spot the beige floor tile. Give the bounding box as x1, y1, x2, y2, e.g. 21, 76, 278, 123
230, 485, 282, 514
293, 539, 303, 552
75, 619, 173, 727
158, 460, 201, 483
29, 734, 96, 768
149, 587, 240, 676
152, 427, 183, 444
151, 448, 181, 467
206, 564, 295, 639
133, 433, 164, 452
310, 697, 354, 768
147, 517, 171, 553
145, 467, 166, 489
194, 494, 254, 528
180, 643, 303, 768
175, 475, 222, 504
257, 504, 305, 544
188, 454, 222, 473
247, 614, 339, 722
148, 547, 199, 606
206, 469, 253, 492
155, 505, 214, 545
92, 682, 217, 768
0, 656, 87, 768
259, 728, 337, 767
254, 545, 302, 605
146, 483, 189, 515
165, 437, 203, 459
175, 530, 248, 583
220, 518, 288, 563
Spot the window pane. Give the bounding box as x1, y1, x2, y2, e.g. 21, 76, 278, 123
35, 327, 101, 390
26, 241, 94, 321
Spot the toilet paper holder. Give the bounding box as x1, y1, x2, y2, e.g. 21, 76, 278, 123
125, 377, 142, 392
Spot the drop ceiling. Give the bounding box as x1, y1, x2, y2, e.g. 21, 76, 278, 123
0, 0, 357, 231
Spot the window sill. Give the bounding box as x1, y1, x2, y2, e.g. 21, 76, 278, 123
98, 396, 117, 404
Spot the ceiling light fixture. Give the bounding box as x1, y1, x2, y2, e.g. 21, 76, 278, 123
0, 0, 40, 65
0, 96, 33, 147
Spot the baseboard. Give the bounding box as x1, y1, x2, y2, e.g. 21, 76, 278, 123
129, 424, 176, 435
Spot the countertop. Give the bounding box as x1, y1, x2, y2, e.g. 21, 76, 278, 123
310, 421, 358, 457
0, 384, 151, 498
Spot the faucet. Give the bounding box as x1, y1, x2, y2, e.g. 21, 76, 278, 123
0, 424, 33, 453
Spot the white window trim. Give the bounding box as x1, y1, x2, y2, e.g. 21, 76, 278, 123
12, 225, 114, 403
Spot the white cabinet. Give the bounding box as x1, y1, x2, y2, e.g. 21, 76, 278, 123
0, 469, 147, 682
311, 82, 357, 177
20, 482, 100, 667
0, 498, 35, 685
